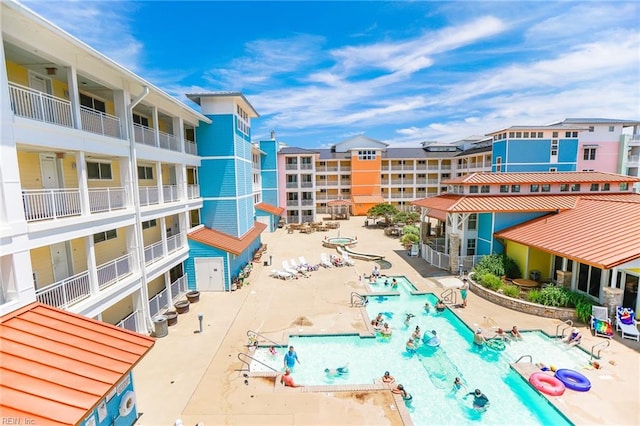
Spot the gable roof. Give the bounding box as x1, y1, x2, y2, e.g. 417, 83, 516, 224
332, 135, 388, 152
443, 171, 640, 185
188, 222, 267, 255
0, 303, 154, 426
255, 202, 284, 216
412, 194, 581, 213
495, 198, 640, 268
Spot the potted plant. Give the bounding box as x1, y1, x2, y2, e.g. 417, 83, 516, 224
186, 290, 200, 303
165, 310, 178, 326
174, 299, 190, 314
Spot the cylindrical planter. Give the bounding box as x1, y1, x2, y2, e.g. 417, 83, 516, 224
174, 300, 190, 314
165, 310, 178, 326
186, 291, 200, 303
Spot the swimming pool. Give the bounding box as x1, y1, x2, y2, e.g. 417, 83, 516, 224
251, 277, 587, 425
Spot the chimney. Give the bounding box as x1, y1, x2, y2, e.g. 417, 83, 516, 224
270, 130, 276, 140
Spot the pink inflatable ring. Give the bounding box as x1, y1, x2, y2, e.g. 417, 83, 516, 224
529, 372, 566, 396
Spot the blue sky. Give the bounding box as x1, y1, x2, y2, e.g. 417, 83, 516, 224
24, 1, 640, 148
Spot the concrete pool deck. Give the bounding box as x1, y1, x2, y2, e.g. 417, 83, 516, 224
133, 217, 639, 426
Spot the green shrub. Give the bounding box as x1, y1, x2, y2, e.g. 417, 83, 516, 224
536, 286, 570, 307
400, 233, 419, 246
473, 254, 522, 279
527, 289, 542, 304
479, 273, 503, 291
401, 225, 420, 236
502, 284, 520, 298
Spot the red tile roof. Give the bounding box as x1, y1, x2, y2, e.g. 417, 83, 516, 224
444, 171, 640, 185
188, 222, 267, 255
495, 198, 640, 268
255, 202, 284, 216
413, 194, 582, 213
0, 303, 154, 426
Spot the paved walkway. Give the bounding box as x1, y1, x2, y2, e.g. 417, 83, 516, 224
133, 217, 639, 426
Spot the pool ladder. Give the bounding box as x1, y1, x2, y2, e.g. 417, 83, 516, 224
515, 355, 533, 363
440, 288, 458, 305
350, 292, 368, 307
237, 352, 279, 372
590, 339, 610, 360
246, 330, 281, 348
555, 320, 573, 339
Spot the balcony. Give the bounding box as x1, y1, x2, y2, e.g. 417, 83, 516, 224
22, 189, 81, 222
116, 310, 139, 332
627, 155, 639, 165
301, 199, 314, 206
97, 253, 133, 290
316, 166, 338, 172
300, 182, 313, 188
139, 186, 160, 206
185, 140, 198, 155
286, 182, 299, 189
300, 164, 313, 170
88, 187, 126, 213
145, 233, 184, 266
286, 200, 299, 207
166, 233, 183, 253
163, 185, 179, 202
187, 184, 200, 199
285, 164, 298, 170
158, 131, 180, 151
80, 106, 121, 138
9, 82, 73, 128
301, 215, 314, 223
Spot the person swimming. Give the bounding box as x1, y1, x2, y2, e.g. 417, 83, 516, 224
435, 299, 446, 312
325, 364, 349, 376
473, 329, 487, 347
452, 377, 467, 393
392, 384, 413, 401
406, 338, 417, 352
424, 302, 432, 313
380, 322, 392, 336
412, 325, 421, 340
465, 388, 489, 411
404, 313, 415, 326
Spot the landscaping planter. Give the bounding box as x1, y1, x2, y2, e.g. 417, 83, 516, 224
165, 310, 178, 326
186, 291, 200, 303
174, 300, 190, 314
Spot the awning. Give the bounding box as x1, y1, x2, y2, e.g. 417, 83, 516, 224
255, 202, 284, 216
188, 222, 267, 255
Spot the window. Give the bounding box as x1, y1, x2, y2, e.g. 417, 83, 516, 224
560, 184, 569, 192
601, 183, 610, 191
551, 140, 558, 156
590, 183, 599, 191
341, 188, 350, 193
541, 184, 551, 192
530, 184, 539, 192
468, 214, 477, 230
515, 132, 522, 138
537, 132, 543, 138
469, 185, 479, 194
481, 185, 490, 193
609, 126, 615, 132
80, 93, 106, 113
87, 161, 112, 180
495, 157, 502, 172
511, 185, 520, 193
142, 219, 157, 229
523, 132, 529, 138
552, 131, 558, 138
621, 182, 629, 190
588, 126, 594, 132
94, 229, 117, 243
571, 184, 581, 192
508, 132, 514, 138
357, 150, 376, 160
236, 105, 250, 135
132, 113, 149, 127
138, 165, 153, 180
583, 148, 596, 160
565, 131, 571, 137
499, 185, 509, 193
466, 239, 476, 256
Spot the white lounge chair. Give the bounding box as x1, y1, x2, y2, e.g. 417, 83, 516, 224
590, 305, 612, 338
616, 306, 640, 342
342, 252, 355, 266
320, 253, 332, 268
290, 258, 309, 277
282, 260, 299, 277
271, 269, 293, 280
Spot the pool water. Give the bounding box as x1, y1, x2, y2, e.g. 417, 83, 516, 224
251, 277, 586, 425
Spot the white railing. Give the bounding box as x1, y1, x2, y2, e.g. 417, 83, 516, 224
300, 182, 313, 188
185, 140, 198, 155
381, 180, 389, 185
149, 288, 169, 318
627, 155, 639, 163
459, 255, 482, 272
428, 179, 439, 185
97, 253, 133, 290
9, 82, 73, 127
286, 200, 299, 206
340, 167, 351, 172
421, 244, 450, 270
301, 215, 315, 223
144, 240, 165, 265
89, 187, 126, 213
300, 164, 313, 170
35, 270, 90, 309
22, 188, 82, 222
163, 185, 179, 202
170, 275, 188, 300
285, 164, 298, 170
286, 182, 298, 188
167, 233, 183, 253
158, 130, 180, 152
139, 186, 159, 206
187, 184, 200, 199
301, 199, 314, 206
116, 310, 138, 332
390, 193, 407, 198
80, 106, 121, 138
316, 181, 328, 187
133, 123, 157, 146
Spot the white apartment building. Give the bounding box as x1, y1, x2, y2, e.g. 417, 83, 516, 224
1, 1, 208, 333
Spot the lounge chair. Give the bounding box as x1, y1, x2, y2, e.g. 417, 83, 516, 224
282, 260, 299, 277
320, 253, 333, 268
616, 306, 640, 342
290, 258, 309, 277
590, 306, 613, 338
342, 252, 355, 266
271, 269, 293, 280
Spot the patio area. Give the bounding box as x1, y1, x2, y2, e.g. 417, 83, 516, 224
133, 217, 639, 425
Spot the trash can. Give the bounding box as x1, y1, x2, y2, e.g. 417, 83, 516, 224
530, 270, 541, 282
153, 315, 168, 338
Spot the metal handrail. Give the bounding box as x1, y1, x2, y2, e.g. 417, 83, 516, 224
246, 330, 281, 347
237, 352, 278, 373
555, 319, 573, 338
591, 340, 610, 360
350, 292, 367, 307
515, 355, 533, 363
441, 288, 457, 305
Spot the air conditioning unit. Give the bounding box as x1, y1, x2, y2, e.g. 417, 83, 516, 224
556, 270, 572, 287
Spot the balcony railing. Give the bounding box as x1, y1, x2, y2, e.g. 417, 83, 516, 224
167, 233, 183, 253
187, 184, 200, 199
158, 130, 179, 151
300, 182, 313, 188
340, 166, 351, 172
286, 200, 299, 206
285, 164, 298, 170
170, 274, 188, 299
133, 123, 157, 146
116, 310, 138, 332
301, 215, 314, 223
301, 199, 314, 206
627, 155, 639, 163
139, 186, 159, 206
300, 164, 313, 170
286, 182, 298, 188
97, 253, 133, 290
144, 240, 164, 265
22, 188, 82, 222
185, 140, 198, 155
163, 185, 179, 202
89, 187, 126, 213
80, 106, 121, 139
35, 270, 90, 309
149, 288, 169, 318
9, 82, 73, 128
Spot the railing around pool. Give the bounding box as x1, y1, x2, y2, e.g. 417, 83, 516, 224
237, 352, 278, 373
350, 292, 368, 307
515, 355, 533, 363
590, 339, 610, 360
440, 288, 457, 305
246, 330, 281, 348
555, 319, 573, 339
